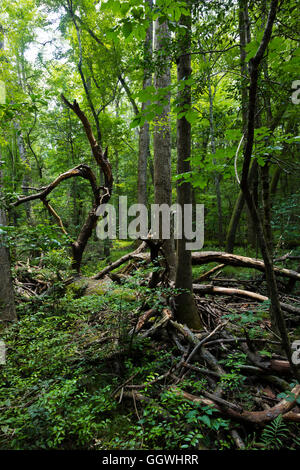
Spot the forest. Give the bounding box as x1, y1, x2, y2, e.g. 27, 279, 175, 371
0, 0, 300, 453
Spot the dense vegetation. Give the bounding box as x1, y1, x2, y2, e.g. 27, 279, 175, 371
0, 0, 299, 451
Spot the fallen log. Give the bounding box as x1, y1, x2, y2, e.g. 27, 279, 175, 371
191, 251, 300, 281
192, 284, 300, 316
93, 250, 300, 284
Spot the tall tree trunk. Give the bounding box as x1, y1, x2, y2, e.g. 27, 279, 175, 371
137, 0, 153, 208
0, 36, 16, 323
14, 121, 32, 220
174, 6, 202, 329
226, 160, 257, 252
208, 76, 223, 246
0, 190, 16, 324
153, 19, 175, 279
226, 0, 250, 253
246, 156, 258, 250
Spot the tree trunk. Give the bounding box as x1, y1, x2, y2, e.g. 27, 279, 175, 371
14, 121, 32, 221
226, 0, 250, 253
153, 19, 176, 279
208, 77, 223, 246
226, 160, 257, 252
0, 25, 16, 324
0, 161, 17, 324
137, 0, 153, 208
174, 6, 202, 330
226, 99, 287, 254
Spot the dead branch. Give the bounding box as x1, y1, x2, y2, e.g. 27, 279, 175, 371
191, 251, 300, 281
184, 320, 228, 365
134, 308, 158, 333
41, 199, 68, 235
231, 430, 245, 450
61, 95, 113, 192
140, 308, 173, 338
92, 241, 147, 280
193, 284, 300, 315
13, 96, 114, 273
13, 164, 99, 207
193, 264, 225, 283
171, 384, 300, 425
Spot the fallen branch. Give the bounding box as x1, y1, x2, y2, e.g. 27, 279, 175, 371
184, 320, 228, 365
92, 242, 147, 280
191, 251, 300, 281
231, 429, 245, 450
193, 264, 225, 283
171, 384, 300, 425
13, 164, 99, 207
133, 308, 157, 334
140, 308, 173, 338
193, 284, 300, 315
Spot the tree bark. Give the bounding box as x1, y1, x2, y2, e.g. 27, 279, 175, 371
137, 0, 153, 208
174, 5, 202, 329
153, 19, 176, 279
208, 76, 223, 245
0, 160, 16, 323
0, 25, 16, 324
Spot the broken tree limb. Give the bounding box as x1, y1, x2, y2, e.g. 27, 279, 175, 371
13, 164, 99, 207
191, 251, 300, 282
140, 308, 173, 338
13, 97, 114, 274
61, 95, 113, 193
192, 284, 300, 316
171, 384, 300, 425
133, 308, 158, 334
193, 264, 225, 283
126, 387, 300, 424
92, 241, 147, 280
41, 199, 68, 235
185, 320, 228, 365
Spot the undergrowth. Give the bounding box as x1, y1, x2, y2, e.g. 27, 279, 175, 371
1, 253, 300, 450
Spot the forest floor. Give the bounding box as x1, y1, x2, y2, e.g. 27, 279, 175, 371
1, 241, 300, 450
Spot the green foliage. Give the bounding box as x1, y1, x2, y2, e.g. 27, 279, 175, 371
0, 287, 130, 449
272, 190, 300, 247
108, 387, 231, 450
2, 223, 71, 260
260, 415, 289, 450
0, 0, 300, 452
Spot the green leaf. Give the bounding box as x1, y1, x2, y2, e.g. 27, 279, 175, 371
122, 21, 133, 38
199, 415, 211, 427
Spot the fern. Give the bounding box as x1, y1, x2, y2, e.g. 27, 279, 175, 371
260, 415, 289, 450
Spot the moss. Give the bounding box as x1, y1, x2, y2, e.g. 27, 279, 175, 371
66, 278, 89, 298
110, 288, 136, 302
84, 278, 114, 296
